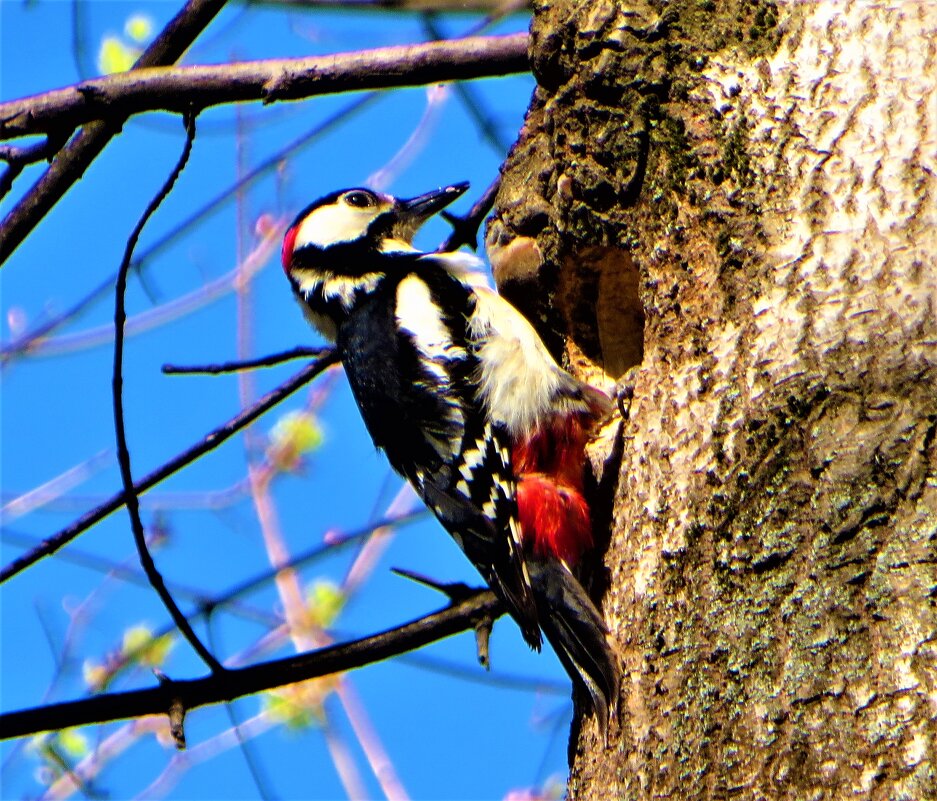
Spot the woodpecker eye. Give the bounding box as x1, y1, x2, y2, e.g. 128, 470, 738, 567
343, 191, 375, 209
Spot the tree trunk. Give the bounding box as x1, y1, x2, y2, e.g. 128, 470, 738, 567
487, 1, 937, 798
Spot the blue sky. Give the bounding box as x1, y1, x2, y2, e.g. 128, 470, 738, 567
0, 2, 577, 799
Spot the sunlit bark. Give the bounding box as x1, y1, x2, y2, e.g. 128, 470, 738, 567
490, 1, 937, 797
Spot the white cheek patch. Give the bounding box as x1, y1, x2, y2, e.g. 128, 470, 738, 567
294, 203, 378, 250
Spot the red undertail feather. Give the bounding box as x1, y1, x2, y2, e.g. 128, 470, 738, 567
514, 392, 620, 731
513, 406, 606, 566
517, 475, 593, 566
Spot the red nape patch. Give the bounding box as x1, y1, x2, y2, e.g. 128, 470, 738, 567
281, 225, 299, 273
517, 474, 593, 567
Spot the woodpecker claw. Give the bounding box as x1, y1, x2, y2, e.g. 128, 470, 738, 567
614, 366, 640, 420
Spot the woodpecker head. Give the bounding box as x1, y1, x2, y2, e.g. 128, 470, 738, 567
281, 182, 469, 274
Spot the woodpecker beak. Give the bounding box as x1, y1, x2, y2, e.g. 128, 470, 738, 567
394, 182, 469, 241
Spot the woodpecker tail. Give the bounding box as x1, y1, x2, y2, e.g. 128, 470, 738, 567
527, 558, 620, 733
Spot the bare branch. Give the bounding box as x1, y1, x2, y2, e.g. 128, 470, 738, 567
421, 16, 511, 155
0, 137, 63, 166
0, 0, 228, 266
0, 34, 529, 140
163, 346, 330, 374
0, 134, 68, 201
439, 175, 499, 252
0, 350, 340, 584
111, 112, 224, 673
0, 589, 502, 740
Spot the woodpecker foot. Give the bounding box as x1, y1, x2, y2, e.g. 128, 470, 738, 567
614, 366, 640, 421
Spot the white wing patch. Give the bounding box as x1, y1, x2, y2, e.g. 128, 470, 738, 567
395, 274, 467, 458
453, 440, 489, 497
507, 516, 530, 583
468, 286, 565, 437
395, 275, 466, 362
294, 203, 379, 250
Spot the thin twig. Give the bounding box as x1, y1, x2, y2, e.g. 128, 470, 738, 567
1, 513, 420, 623
0, 350, 339, 585
0, 134, 67, 202
0, 95, 377, 365
422, 14, 511, 155
1, 272, 114, 365
0, 589, 502, 740
0, 34, 529, 140
0, 166, 18, 202
367, 84, 449, 191
8, 225, 280, 361
131, 92, 379, 269
336, 682, 409, 801
0, 0, 229, 266
391, 567, 476, 601
205, 617, 275, 800
111, 111, 224, 673
0, 137, 64, 165
0, 450, 111, 522
163, 346, 329, 374
439, 175, 500, 252
70, 0, 93, 81
462, 0, 531, 37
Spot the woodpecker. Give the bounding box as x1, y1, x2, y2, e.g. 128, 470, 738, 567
281, 183, 620, 728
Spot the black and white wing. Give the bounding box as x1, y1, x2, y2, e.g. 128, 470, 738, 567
419, 418, 541, 650
338, 266, 540, 648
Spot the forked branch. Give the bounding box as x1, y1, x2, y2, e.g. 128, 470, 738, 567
0, 589, 502, 740
0, 34, 529, 139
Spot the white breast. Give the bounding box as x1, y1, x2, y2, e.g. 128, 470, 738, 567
468, 286, 566, 437
395, 274, 464, 362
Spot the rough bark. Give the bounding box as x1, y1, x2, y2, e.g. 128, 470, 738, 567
487, 1, 937, 799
